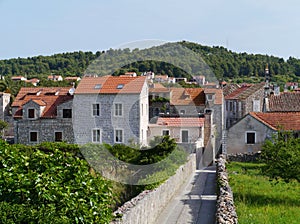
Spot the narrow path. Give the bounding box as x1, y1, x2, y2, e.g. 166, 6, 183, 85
155, 166, 217, 224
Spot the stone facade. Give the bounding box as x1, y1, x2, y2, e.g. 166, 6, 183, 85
226, 114, 275, 154
14, 99, 74, 145
225, 84, 265, 128
73, 82, 148, 146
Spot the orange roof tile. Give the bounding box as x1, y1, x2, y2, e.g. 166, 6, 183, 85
225, 83, 264, 100
250, 112, 300, 131
268, 92, 300, 112
75, 76, 146, 94
170, 88, 205, 106
12, 87, 73, 119
151, 117, 205, 127
204, 88, 223, 105
149, 83, 170, 93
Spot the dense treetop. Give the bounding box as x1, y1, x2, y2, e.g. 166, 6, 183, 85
1, 41, 300, 86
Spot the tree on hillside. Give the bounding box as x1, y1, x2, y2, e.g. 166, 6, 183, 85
261, 131, 300, 183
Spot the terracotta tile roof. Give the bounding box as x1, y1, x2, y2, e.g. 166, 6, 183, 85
75, 76, 146, 94
204, 88, 223, 105
149, 83, 170, 93
150, 117, 205, 127
12, 87, 73, 119
250, 112, 300, 131
222, 83, 240, 96
225, 83, 264, 100
268, 92, 300, 112
170, 88, 205, 106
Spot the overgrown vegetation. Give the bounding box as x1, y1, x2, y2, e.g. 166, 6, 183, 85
227, 162, 300, 224
261, 131, 300, 183
0, 137, 188, 223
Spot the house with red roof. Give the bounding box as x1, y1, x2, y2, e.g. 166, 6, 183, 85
12, 87, 75, 144
224, 83, 265, 128
226, 112, 300, 154
148, 117, 205, 149
73, 75, 148, 146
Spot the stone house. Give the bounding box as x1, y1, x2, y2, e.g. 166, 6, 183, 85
73, 75, 148, 146
224, 83, 265, 128
266, 92, 300, 112
148, 116, 205, 150
12, 87, 74, 145
226, 112, 300, 154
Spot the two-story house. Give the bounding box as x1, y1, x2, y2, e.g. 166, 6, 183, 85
12, 87, 74, 145
72, 75, 148, 146
224, 83, 265, 128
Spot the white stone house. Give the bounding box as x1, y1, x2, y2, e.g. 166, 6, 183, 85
148, 117, 205, 148
73, 75, 148, 146
226, 112, 300, 154
12, 87, 75, 145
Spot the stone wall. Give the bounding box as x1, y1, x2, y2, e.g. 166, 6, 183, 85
111, 154, 196, 224
215, 154, 238, 224
227, 152, 261, 162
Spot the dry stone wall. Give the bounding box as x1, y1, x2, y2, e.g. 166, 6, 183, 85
215, 154, 238, 224
111, 154, 196, 224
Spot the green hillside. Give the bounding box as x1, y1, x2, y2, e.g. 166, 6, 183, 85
1, 41, 299, 86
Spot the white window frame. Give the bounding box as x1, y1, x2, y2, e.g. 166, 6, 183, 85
162, 129, 170, 136
114, 103, 123, 117
29, 131, 38, 143
92, 103, 101, 117
92, 129, 101, 143
181, 130, 189, 143
115, 129, 124, 143
245, 131, 256, 144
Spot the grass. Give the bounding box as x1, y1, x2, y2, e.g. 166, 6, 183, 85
227, 162, 300, 224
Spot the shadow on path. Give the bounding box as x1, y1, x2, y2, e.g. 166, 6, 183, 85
155, 166, 216, 224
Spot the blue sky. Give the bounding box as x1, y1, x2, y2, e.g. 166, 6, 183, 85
0, 0, 299, 59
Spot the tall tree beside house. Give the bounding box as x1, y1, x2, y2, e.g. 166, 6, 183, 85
261, 131, 300, 183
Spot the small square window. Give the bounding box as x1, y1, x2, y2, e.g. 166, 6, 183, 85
162, 130, 170, 136
30, 132, 38, 142
94, 84, 102, 89
93, 104, 100, 116
117, 84, 124, 89
55, 132, 63, 142
92, 129, 101, 143
115, 103, 122, 116
246, 132, 255, 144
115, 129, 123, 143
180, 110, 185, 115
28, 109, 35, 119
63, 109, 72, 118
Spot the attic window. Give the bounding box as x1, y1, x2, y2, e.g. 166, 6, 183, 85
117, 84, 124, 89
94, 84, 102, 89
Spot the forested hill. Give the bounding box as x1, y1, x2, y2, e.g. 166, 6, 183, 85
1, 41, 300, 85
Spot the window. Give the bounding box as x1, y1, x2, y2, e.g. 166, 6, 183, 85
92, 129, 101, 143
180, 109, 185, 115
117, 84, 124, 89
63, 109, 72, 118
30, 132, 38, 142
246, 132, 255, 144
55, 132, 63, 142
115, 129, 123, 143
162, 130, 170, 136
94, 84, 102, 89
28, 109, 35, 119
181, 130, 189, 143
115, 103, 122, 116
92, 104, 100, 116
